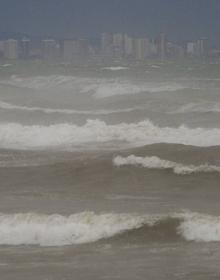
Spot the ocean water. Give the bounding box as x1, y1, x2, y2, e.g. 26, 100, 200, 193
0, 63, 220, 279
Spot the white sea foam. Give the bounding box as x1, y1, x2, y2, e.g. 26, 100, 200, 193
93, 81, 185, 98
101, 67, 129, 71
113, 155, 220, 175
0, 64, 12, 68
0, 101, 137, 115
172, 101, 220, 114
2, 75, 82, 90
0, 119, 220, 150
151, 65, 161, 69
178, 212, 220, 242
1, 75, 186, 98
0, 212, 220, 246
0, 212, 146, 246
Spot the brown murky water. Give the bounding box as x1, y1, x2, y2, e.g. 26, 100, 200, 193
0, 65, 220, 279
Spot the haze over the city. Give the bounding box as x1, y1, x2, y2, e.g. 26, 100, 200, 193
0, 0, 220, 44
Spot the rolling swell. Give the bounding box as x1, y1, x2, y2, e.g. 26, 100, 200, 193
100, 217, 182, 244
1, 75, 186, 99
0, 119, 220, 150
0, 212, 220, 246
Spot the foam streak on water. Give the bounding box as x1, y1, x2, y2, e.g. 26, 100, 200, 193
172, 101, 220, 114
0, 101, 137, 115
1, 75, 187, 98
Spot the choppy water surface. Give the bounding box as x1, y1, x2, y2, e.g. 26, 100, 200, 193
0, 63, 220, 279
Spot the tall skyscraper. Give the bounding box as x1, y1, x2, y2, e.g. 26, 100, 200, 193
134, 38, 149, 61
167, 42, 185, 59
124, 34, 134, 58
186, 42, 196, 56
113, 33, 124, 59
42, 39, 60, 61
157, 33, 167, 60
186, 38, 208, 58
196, 38, 208, 57
101, 33, 113, 58
20, 38, 31, 59
0, 41, 4, 58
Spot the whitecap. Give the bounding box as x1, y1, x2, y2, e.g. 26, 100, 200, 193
0, 211, 220, 246
0, 119, 219, 150
113, 155, 220, 175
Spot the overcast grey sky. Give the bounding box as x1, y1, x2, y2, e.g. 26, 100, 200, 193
0, 0, 219, 44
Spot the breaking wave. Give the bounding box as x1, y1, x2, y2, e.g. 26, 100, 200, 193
0, 119, 220, 150
1, 75, 186, 98
0, 101, 137, 115
0, 212, 146, 246
113, 155, 220, 175
0, 212, 220, 246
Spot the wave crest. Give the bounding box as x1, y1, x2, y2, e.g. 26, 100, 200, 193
113, 155, 220, 175
0, 212, 220, 246
0, 212, 146, 246
0, 119, 220, 150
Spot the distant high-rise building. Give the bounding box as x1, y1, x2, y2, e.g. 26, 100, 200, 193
144, 38, 151, 57
113, 33, 124, 59
186, 42, 196, 56
157, 33, 167, 60
78, 39, 89, 58
186, 38, 208, 58
124, 34, 134, 58
0, 41, 4, 58
20, 38, 31, 59
167, 42, 185, 59
4, 39, 18, 59
196, 38, 208, 57
101, 33, 113, 55
134, 38, 149, 61
42, 39, 60, 61
62, 38, 90, 64
149, 40, 158, 57
113, 33, 124, 47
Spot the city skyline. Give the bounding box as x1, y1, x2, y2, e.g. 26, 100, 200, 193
0, 31, 210, 64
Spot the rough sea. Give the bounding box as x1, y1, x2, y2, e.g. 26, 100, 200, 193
0, 62, 220, 279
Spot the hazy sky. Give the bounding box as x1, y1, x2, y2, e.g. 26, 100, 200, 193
0, 0, 219, 44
